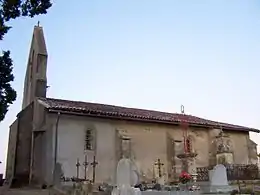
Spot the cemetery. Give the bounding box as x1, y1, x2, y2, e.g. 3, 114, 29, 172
51, 119, 260, 195
52, 153, 260, 195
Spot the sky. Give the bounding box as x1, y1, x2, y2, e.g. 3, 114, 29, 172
1, 0, 260, 174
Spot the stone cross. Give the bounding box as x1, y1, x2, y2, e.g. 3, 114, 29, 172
154, 158, 164, 177
76, 158, 81, 180
91, 156, 98, 183
83, 154, 89, 180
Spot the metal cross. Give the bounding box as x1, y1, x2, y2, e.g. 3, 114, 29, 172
181, 105, 185, 114
76, 158, 81, 180
91, 156, 98, 183
154, 158, 164, 177
83, 154, 89, 180
37, 21, 40, 27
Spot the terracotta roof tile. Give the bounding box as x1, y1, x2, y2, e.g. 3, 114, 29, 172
38, 97, 260, 133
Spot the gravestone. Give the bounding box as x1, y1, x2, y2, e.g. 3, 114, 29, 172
116, 157, 132, 187
210, 164, 233, 193
112, 157, 139, 195
211, 164, 228, 186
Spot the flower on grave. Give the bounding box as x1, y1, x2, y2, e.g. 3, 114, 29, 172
179, 171, 192, 184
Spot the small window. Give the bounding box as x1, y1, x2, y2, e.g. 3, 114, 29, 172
186, 137, 192, 153
30, 50, 35, 79
31, 50, 35, 64
36, 54, 42, 73
36, 57, 40, 73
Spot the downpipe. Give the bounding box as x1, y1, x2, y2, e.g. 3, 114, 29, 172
52, 112, 61, 185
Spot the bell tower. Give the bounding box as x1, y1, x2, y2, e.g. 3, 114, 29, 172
22, 24, 48, 109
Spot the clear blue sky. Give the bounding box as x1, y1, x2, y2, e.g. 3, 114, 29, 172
1, 0, 260, 173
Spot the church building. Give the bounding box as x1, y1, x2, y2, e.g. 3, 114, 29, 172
5, 25, 259, 187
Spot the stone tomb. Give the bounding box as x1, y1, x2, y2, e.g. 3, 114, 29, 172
209, 164, 233, 193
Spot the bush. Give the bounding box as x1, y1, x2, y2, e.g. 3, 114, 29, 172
241, 187, 255, 194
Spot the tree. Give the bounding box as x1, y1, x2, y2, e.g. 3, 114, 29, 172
0, 0, 52, 122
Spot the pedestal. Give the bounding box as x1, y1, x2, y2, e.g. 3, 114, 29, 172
181, 159, 189, 172
188, 158, 197, 175
216, 152, 234, 164
177, 152, 197, 173
156, 176, 165, 185
177, 152, 200, 190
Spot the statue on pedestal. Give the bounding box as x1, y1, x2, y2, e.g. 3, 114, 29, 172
215, 129, 234, 165
176, 105, 199, 189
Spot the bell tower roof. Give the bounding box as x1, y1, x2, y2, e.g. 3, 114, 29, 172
33, 25, 47, 55
22, 24, 48, 109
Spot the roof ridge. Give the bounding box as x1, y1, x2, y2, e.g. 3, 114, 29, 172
44, 97, 192, 116
38, 97, 259, 133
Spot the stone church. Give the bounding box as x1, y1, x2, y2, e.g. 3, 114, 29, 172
5, 25, 259, 187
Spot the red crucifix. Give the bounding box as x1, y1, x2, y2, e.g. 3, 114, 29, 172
180, 105, 189, 154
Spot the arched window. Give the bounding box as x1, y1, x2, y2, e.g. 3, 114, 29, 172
120, 136, 131, 158
85, 128, 94, 150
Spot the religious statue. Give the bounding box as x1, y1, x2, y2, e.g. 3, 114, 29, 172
214, 129, 234, 165
215, 130, 232, 154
